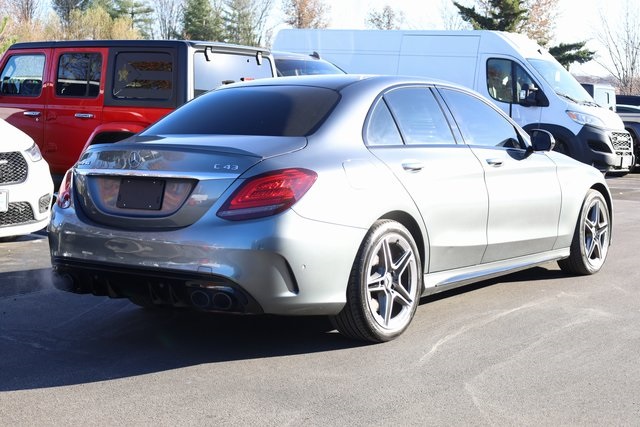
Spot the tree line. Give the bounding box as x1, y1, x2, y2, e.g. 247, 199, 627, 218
0, 0, 637, 94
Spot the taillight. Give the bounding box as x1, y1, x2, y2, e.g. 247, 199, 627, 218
217, 168, 317, 221
57, 169, 73, 209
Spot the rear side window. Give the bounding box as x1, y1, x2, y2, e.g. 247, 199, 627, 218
56, 53, 102, 97
143, 85, 339, 137
0, 54, 45, 96
193, 51, 274, 98
365, 98, 403, 146
383, 87, 456, 145
113, 52, 173, 100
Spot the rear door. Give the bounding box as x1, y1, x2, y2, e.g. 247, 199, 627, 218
365, 85, 489, 273
0, 48, 48, 150
44, 47, 106, 175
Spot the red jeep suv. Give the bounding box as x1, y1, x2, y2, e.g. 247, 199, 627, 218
0, 40, 276, 185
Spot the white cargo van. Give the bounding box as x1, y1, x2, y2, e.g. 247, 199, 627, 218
581, 83, 616, 111
274, 29, 634, 173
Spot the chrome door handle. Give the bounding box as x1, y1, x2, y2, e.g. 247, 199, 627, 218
23, 111, 41, 117
486, 158, 504, 167
74, 113, 94, 119
402, 162, 425, 172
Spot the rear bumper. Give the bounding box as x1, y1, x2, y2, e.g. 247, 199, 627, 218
51, 259, 264, 313
48, 205, 367, 315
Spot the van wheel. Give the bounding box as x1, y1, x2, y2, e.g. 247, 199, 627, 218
330, 220, 422, 343
558, 190, 610, 275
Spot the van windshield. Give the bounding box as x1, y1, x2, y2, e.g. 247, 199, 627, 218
528, 58, 594, 105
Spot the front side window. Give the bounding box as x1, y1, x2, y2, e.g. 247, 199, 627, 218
193, 51, 274, 98
486, 58, 540, 104
113, 52, 173, 100
383, 87, 456, 145
0, 54, 45, 97
440, 88, 523, 149
57, 53, 102, 97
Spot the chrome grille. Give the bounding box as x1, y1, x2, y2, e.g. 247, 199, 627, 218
39, 194, 52, 214
0, 152, 28, 184
610, 132, 633, 155
0, 202, 35, 227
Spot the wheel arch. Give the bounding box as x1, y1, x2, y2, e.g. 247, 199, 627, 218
591, 182, 613, 242
378, 210, 427, 275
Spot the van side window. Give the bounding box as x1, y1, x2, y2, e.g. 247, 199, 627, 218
112, 52, 173, 100
0, 54, 45, 97
57, 53, 102, 97
487, 59, 513, 103
440, 88, 523, 149
383, 87, 456, 145
486, 58, 539, 104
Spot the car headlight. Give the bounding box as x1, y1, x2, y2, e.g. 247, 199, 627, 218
565, 110, 606, 128
25, 143, 43, 162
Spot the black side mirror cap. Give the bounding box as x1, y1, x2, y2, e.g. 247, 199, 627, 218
529, 129, 555, 152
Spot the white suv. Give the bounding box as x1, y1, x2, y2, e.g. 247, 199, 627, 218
0, 119, 53, 239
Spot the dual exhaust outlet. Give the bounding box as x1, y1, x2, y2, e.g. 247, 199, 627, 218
189, 285, 236, 311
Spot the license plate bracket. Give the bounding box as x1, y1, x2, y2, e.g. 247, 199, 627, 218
117, 178, 165, 210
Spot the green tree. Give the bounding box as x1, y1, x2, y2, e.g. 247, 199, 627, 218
182, 0, 224, 41
115, 0, 154, 38
453, 0, 527, 31
454, 0, 594, 69
224, 0, 273, 45
548, 42, 595, 70
91, 0, 154, 37
52, 0, 92, 28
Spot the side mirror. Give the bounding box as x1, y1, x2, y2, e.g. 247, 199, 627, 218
519, 83, 550, 107
529, 129, 555, 152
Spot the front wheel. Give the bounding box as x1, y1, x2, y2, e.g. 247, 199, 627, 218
331, 220, 422, 343
558, 190, 610, 275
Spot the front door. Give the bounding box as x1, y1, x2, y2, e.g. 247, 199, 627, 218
438, 87, 561, 263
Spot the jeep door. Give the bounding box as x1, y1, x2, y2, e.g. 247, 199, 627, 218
0, 48, 48, 152
45, 47, 106, 177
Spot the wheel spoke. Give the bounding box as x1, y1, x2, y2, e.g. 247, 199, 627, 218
390, 287, 412, 307
380, 292, 393, 326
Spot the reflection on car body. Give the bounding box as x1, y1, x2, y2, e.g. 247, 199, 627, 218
49, 75, 612, 342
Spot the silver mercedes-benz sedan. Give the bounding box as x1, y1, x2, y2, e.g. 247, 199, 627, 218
49, 75, 612, 342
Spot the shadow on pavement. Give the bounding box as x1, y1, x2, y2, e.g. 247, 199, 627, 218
0, 265, 567, 392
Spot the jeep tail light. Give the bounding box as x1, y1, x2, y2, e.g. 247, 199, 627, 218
217, 168, 317, 221
57, 169, 73, 209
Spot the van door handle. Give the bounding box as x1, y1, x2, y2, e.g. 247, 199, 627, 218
23, 111, 41, 117
74, 113, 94, 119
486, 158, 504, 167
402, 162, 425, 172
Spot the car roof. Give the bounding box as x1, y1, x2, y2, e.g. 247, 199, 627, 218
221, 73, 472, 94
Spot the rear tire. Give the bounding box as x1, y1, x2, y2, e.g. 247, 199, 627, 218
331, 220, 422, 343
558, 190, 610, 275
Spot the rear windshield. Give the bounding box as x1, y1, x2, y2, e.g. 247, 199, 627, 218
143, 85, 340, 137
